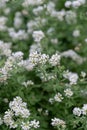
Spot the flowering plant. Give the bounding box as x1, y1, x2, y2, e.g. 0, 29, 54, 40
0, 0, 87, 130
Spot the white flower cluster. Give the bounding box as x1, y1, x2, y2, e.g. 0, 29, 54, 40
39, 54, 49, 65
65, 0, 86, 8
29, 51, 61, 68
49, 89, 73, 104
46, 2, 55, 14
29, 51, 49, 67
49, 92, 63, 104
29, 52, 41, 67
21, 121, 31, 130
21, 120, 40, 130
22, 0, 44, 7
22, 59, 35, 71
0, 16, 7, 31
51, 117, 66, 129
0, 40, 11, 57
73, 104, 87, 117
12, 51, 24, 62
73, 29, 80, 37
29, 43, 42, 53
22, 52, 61, 77
63, 70, 79, 85
22, 80, 34, 87
4, 7, 10, 15
4, 51, 23, 71
81, 71, 86, 78
8, 28, 28, 40
51, 38, 58, 44
33, 6, 45, 16
3, 96, 40, 130
32, 30, 45, 43
0, 0, 6, 8
38, 108, 49, 116
0, 68, 8, 83
27, 19, 46, 34
54, 92, 63, 102
73, 107, 82, 116
61, 49, 85, 64
49, 53, 61, 66
30, 120, 40, 128
4, 110, 18, 128
49, 98, 54, 104
47, 1, 66, 21
82, 104, 87, 115
0, 51, 23, 83
47, 2, 77, 24
40, 72, 56, 82
9, 96, 30, 118
65, 11, 77, 24
85, 38, 87, 43
64, 88, 73, 98
13, 12, 23, 29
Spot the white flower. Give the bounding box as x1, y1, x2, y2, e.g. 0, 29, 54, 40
65, 11, 76, 24
22, 0, 44, 7
54, 93, 63, 102
82, 104, 87, 115
9, 96, 30, 118
22, 80, 34, 87
69, 73, 78, 85
73, 30, 80, 37
29, 51, 40, 66
3, 109, 18, 128
8, 29, 28, 40
78, 0, 86, 5
49, 98, 54, 104
21, 120, 40, 130
63, 71, 78, 85
29, 51, 49, 66
51, 38, 58, 44
85, 38, 87, 42
51, 117, 66, 128
33, 6, 44, 15
30, 43, 42, 53
21, 59, 34, 71
47, 1, 55, 13
40, 73, 56, 82
30, 120, 40, 128
3, 97, 39, 129
32, 30, 45, 42
49, 53, 61, 66
0, 40, 11, 57
65, 1, 72, 8
64, 88, 73, 98
21, 121, 31, 130
0, 16, 7, 31
14, 12, 22, 28
78, 0, 86, 4
73, 107, 81, 116
39, 54, 49, 65
37, 108, 43, 113
72, 1, 81, 8
81, 71, 86, 78
12, 51, 24, 61
56, 10, 65, 21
